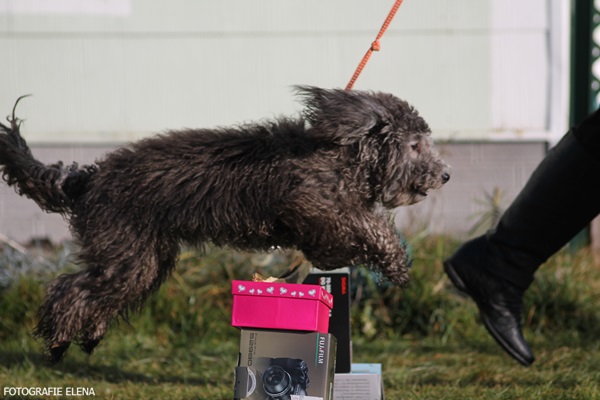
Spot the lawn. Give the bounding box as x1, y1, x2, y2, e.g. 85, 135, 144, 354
1, 238, 599, 399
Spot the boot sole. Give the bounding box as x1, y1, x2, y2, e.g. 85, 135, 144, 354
443, 260, 534, 367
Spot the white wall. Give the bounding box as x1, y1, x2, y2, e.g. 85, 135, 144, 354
0, 0, 570, 143
0, 0, 572, 242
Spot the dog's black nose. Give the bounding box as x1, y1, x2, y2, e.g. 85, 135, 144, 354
442, 172, 450, 183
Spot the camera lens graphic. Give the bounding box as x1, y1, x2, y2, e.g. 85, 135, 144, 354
262, 365, 293, 400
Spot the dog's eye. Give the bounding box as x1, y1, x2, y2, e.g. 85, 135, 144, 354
410, 143, 421, 152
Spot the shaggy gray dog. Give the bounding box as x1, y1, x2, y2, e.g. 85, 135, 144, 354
0, 86, 449, 362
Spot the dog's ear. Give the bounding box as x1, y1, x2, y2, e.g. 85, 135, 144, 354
373, 137, 404, 205
294, 86, 389, 145
381, 160, 403, 205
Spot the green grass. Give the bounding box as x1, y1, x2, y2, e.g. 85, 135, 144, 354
1, 238, 599, 399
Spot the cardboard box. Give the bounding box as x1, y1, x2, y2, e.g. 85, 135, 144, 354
234, 329, 337, 400
303, 269, 352, 373
232, 280, 334, 332
333, 364, 384, 400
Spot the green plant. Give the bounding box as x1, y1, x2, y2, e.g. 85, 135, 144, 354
469, 187, 504, 236
0, 238, 599, 399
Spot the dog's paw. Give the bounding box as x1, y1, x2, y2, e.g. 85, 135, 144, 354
388, 271, 410, 287
46, 342, 70, 364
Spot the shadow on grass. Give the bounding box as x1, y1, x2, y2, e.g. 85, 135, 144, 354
0, 350, 215, 386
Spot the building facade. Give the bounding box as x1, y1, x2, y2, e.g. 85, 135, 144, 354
0, 0, 573, 242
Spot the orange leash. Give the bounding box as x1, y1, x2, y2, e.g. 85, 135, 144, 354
345, 0, 404, 91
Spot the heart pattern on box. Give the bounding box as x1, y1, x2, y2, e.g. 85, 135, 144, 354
232, 281, 333, 306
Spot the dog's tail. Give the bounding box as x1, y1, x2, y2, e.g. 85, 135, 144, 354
0, 96, 97, 215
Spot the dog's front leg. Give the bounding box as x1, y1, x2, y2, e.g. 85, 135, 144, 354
291, 209, 411, 286
353, 214, 412, 286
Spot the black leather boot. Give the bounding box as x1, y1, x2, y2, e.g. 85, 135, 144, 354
444, 124, 600, 366
444, 237, 534, 366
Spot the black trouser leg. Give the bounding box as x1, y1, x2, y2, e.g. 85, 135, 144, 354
444, 109, 600, 366
486, 113, 600, 289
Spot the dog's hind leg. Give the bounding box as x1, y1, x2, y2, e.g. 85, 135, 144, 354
35, 240, 179, 362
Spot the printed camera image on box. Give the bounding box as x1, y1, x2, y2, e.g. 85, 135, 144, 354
234, 329, 337, 400
231, 280, 334, 332
303, 268, 352, 373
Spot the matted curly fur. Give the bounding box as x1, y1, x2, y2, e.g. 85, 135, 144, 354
0, 86, 449, 362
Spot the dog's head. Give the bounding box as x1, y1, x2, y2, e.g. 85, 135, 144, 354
296, 86, 450, 207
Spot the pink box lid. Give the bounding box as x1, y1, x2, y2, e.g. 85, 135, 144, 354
231, 280, 334, 308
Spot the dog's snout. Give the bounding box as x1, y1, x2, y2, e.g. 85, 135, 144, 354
441, 172, 450, 183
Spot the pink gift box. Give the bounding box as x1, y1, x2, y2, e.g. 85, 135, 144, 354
231, 280, 334, 332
